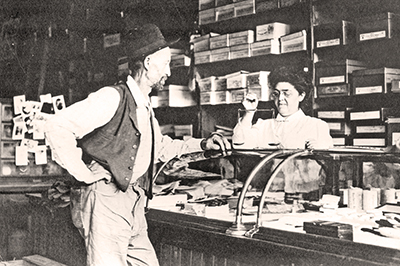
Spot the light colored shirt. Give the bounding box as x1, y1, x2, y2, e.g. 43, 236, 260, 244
233, 109, 333, 193
44, 75, 203, 184
233, 109, 333, 149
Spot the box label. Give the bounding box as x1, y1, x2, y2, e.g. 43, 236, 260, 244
360, 30, 386, 41
333, 138, 345, 146
281, 41, 306, 53
317, 111, 345, 119
317, 84, 350, 97
317, 38, 340, 48
355, 86, 383, 95
356, 125, 385, 134
350, 110, 381, 120
353, 138, 385, 147
327, 122, 342, 131
320, 75, 345, 84
103, 33, 121, 48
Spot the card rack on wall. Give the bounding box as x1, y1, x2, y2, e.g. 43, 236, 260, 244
0, 97, 65, 177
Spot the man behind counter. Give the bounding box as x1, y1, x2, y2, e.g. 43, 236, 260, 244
44, 24, 230, 266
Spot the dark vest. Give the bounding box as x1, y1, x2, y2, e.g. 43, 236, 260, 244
78, 83, 154, 198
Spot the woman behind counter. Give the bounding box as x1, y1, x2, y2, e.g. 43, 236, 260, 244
233, 66, 333, 150
232, 66, 334, 195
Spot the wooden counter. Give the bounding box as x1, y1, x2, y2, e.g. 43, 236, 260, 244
147, 208, 400, 266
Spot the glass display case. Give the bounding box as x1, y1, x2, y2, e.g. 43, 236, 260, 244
147, 147, 400, 265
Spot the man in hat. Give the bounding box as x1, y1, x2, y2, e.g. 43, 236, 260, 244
44, 24, 230, 266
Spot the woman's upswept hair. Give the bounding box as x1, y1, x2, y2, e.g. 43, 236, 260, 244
268, 66, 313, 96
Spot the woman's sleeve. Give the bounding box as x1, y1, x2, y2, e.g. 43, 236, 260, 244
232, 119, 261, 149
316, 120, 334, 149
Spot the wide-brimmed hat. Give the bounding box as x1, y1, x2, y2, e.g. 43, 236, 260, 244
123, 23, 177, 60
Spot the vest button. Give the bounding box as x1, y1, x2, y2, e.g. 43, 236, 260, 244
128, 166, 133, 170
135, 132, 140, 136
132, 145, 137, 149
130, 156, 135, 161
125, 177, 129, 181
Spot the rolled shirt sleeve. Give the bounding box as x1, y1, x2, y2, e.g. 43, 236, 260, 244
153, 117, 203, 162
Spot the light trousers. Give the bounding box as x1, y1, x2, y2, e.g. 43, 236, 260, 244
70, 179, 159, 266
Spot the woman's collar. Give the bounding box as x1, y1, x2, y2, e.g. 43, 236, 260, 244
276, 109, 305, 122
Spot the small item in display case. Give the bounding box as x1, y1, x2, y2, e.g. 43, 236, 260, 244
229, 30, 254, 46
316, 84, 351, 98
356, 12, 400, 42
230, 43, 251, 59
315, 59, 366, 86
314, 20, 356, 48
215, 4, 235, 22
234, 0, 256, 18
280, 30, 307, 53
210, 34, 230, 50
251, 39, 280, 56
210, 47, 230, 62
148, 194, 187, 208
303, 220, 353, 240
256, 22, 290, 41
352, 67, 400, 95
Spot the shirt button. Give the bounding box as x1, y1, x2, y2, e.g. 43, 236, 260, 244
130, 156, 135, 161
132, 145, 137, 149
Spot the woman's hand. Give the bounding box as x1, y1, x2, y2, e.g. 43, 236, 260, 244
242, 93, 259, 111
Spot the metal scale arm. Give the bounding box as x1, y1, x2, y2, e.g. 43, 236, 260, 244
226, 149, 303, 236
245, 149, 311, 237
